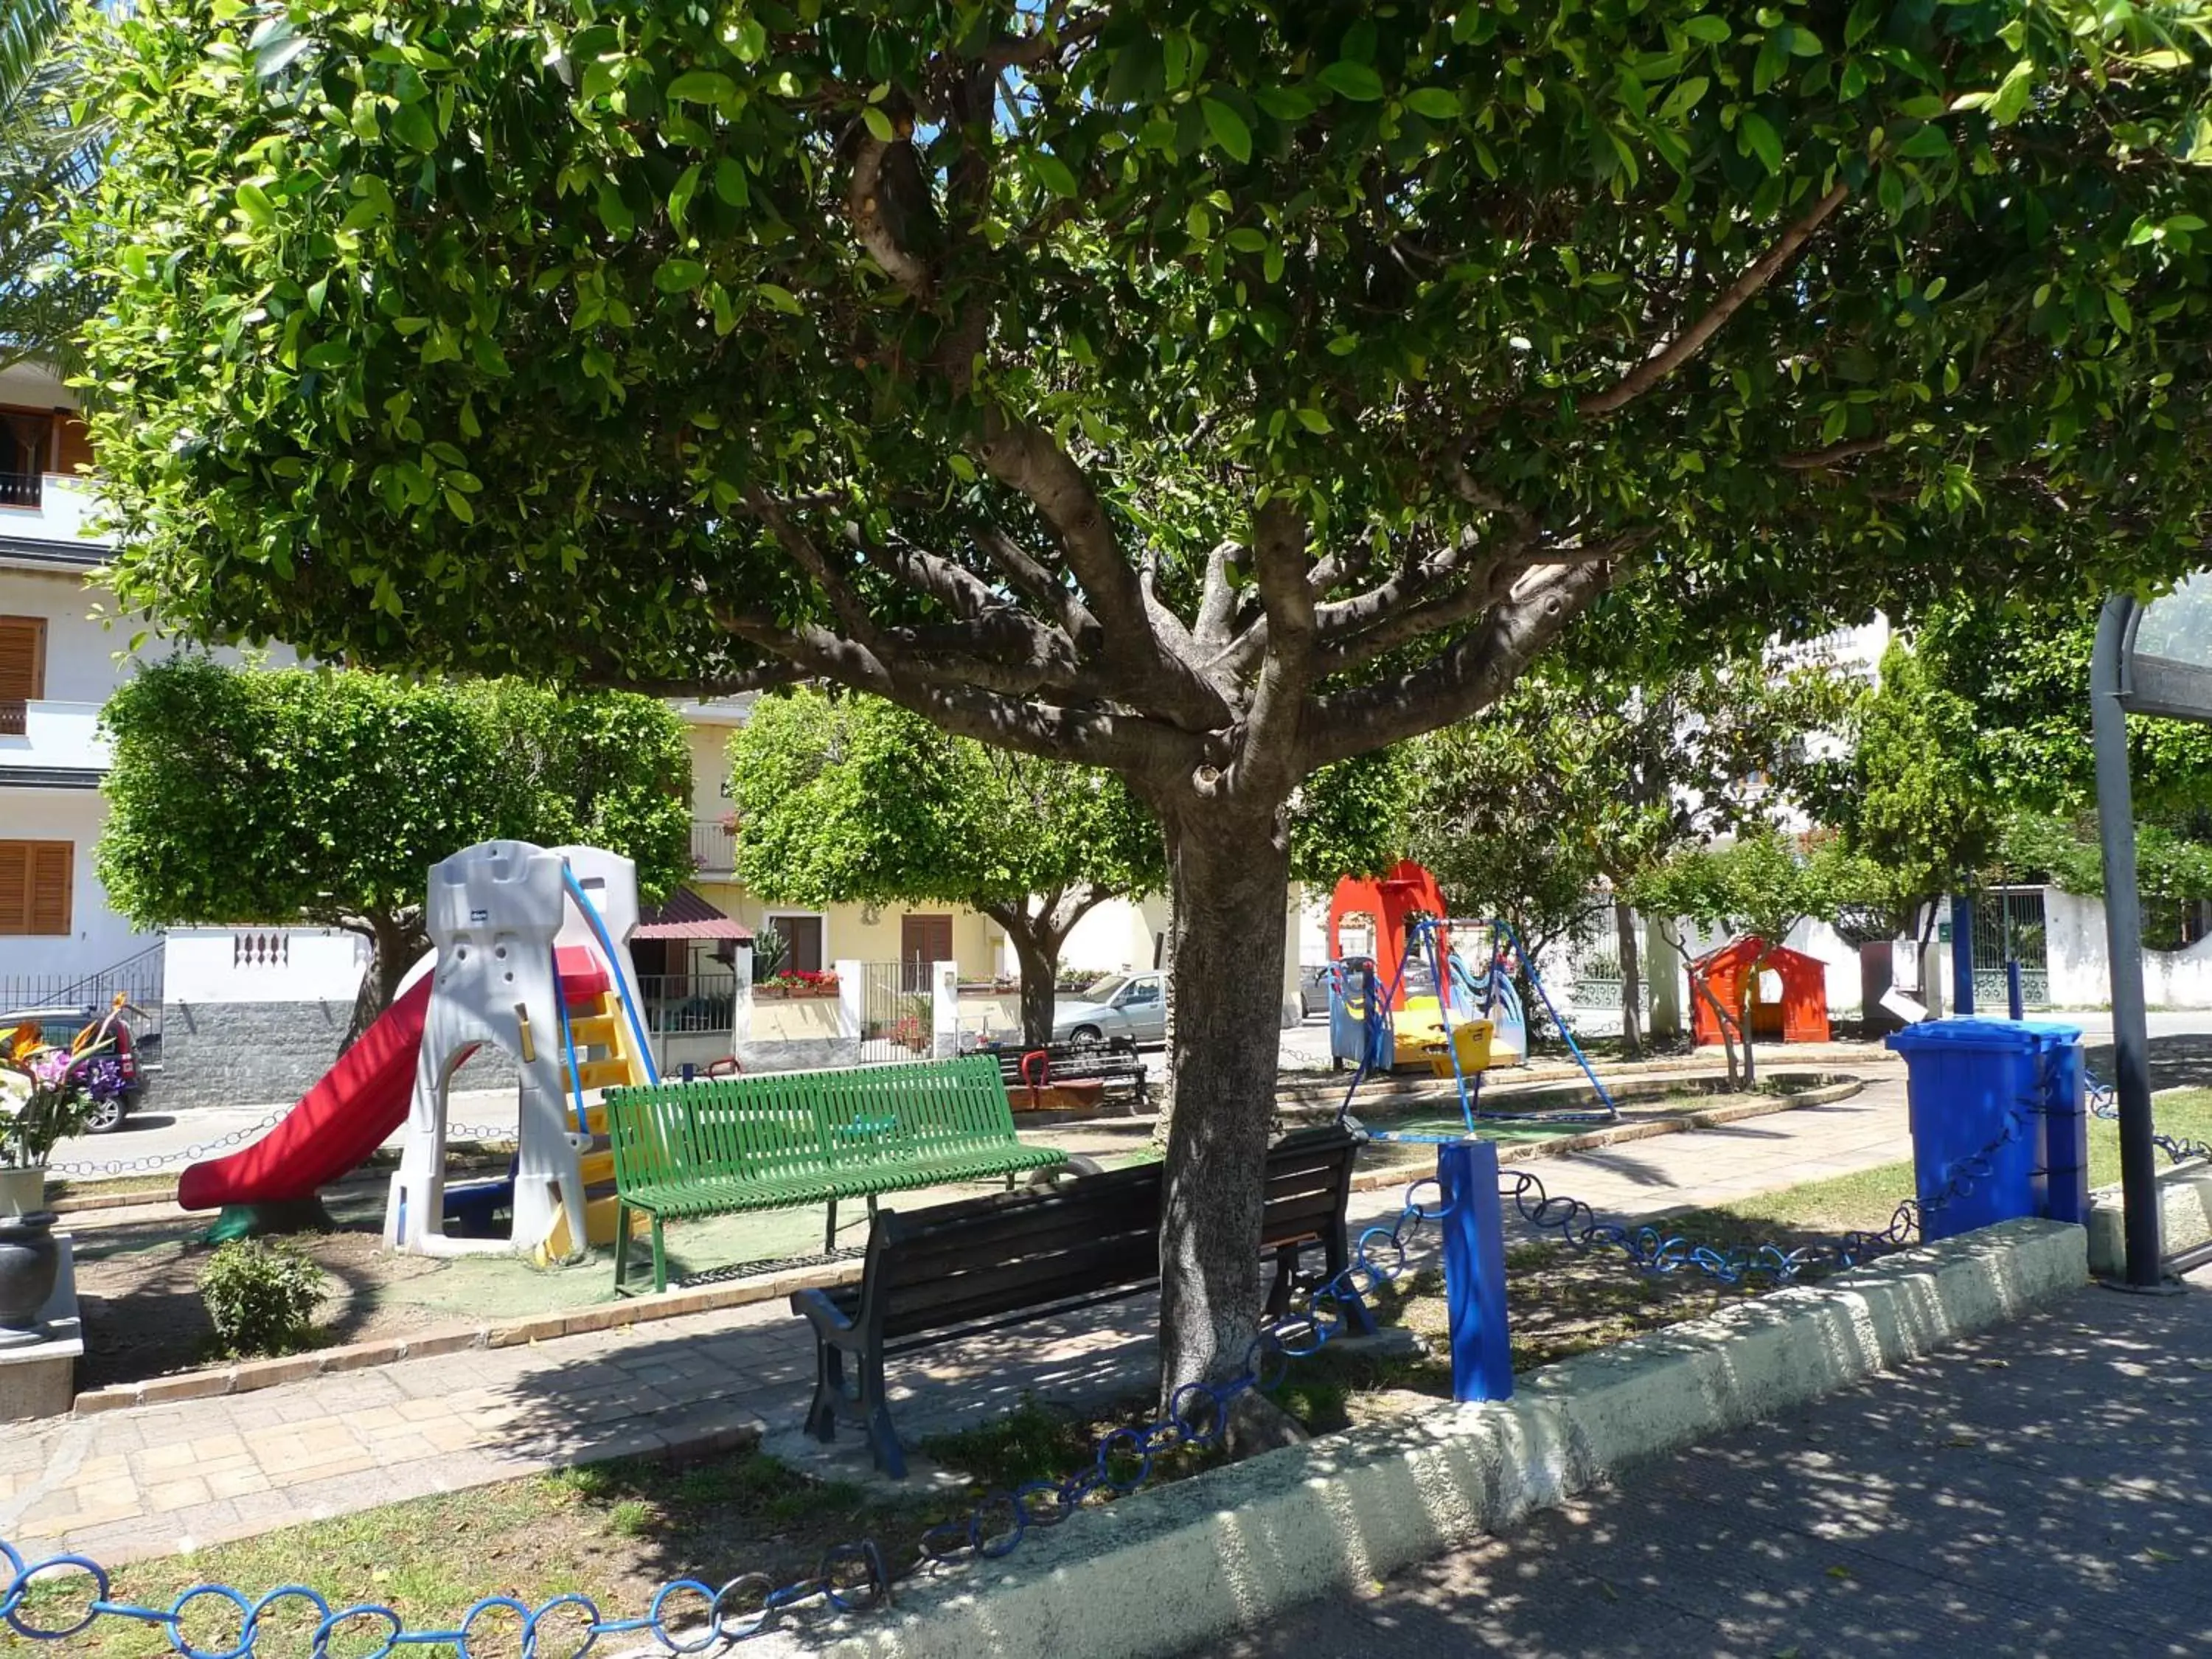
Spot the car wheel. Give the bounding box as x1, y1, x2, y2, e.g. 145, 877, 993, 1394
83, 1096, 128, 1135
1068, 1024, 1104, 1048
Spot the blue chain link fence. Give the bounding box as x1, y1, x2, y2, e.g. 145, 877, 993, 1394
2086, 1071, 2212, 1166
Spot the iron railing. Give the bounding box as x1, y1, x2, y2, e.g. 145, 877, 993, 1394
635, 970, 738, 1037
0, 470, 42, 508
0, 942, 165, 1040
0, 699, 23, 736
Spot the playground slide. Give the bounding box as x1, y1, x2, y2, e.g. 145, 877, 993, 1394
176, 974, 434, 1211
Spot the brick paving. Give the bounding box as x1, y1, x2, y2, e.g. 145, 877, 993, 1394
1, 1070, 1912, 1565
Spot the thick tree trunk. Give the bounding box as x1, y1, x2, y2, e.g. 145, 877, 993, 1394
343, 911, 426, 1050
1615, 897, 1644, 1055
1154, 799, 1292, 1403
1006, 923, 1062, 1048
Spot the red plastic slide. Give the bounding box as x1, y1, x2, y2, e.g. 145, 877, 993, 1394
178, 974, 434, 1210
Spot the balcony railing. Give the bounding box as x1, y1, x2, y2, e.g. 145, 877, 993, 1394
0, 470, 43, 509
689, 817, 734, 872
0, 700, 22, 736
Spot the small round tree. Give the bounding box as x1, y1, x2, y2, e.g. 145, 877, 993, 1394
97, 660, 692, 1032
728, 689, 1162, 1045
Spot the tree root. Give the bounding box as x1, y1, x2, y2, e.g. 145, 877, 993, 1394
1225, 1387, 1310, 1455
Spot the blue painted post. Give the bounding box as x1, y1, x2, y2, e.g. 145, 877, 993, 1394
1436, 1140, 1513, 1402
2006, 960, 2025, 1023
1951, 894, 1975, 1016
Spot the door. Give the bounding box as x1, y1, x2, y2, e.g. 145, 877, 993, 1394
1114, 972, 1166, 1043
900, 913, 953, 993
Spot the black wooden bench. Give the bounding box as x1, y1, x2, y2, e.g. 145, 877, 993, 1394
788, 1123, 1372, 1475
990, 1038, 1151, 1110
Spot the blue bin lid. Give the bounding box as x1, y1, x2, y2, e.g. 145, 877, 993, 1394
1887, 1017, 2081, 1051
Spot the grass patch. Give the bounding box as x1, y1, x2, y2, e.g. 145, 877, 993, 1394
16, 1449, 946, 1659
1673, 1084, 2212, 1246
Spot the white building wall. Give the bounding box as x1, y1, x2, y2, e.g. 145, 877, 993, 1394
163, 928, 372, 1006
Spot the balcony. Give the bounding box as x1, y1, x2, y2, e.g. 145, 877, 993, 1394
0, 699, 109, 773
0, 473, 106, 555
690, 817, 735, 874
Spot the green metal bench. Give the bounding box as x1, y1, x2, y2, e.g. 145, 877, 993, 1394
605, 1054, 1071, 1294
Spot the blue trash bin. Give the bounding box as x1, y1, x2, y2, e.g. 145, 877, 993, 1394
1887, 1019, 2084, 1240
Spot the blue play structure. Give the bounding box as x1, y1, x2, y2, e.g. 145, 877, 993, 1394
1331, 915, 1619, 1135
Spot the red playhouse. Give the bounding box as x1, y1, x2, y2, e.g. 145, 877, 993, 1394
1327, 860, 1451, 1009
1688, 936, 1831, 1046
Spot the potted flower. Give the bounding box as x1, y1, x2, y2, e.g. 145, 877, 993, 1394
0, 1017, 122, 1338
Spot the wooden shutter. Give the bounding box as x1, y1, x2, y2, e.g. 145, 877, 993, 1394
52, 412, 92, 476
0, 616, 42, 700
0, 841, 72, 935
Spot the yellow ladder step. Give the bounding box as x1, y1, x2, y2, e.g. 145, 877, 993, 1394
568, 1057, 633, 1092
568, 1013, 621, 1051
578, 1149, 613, 1187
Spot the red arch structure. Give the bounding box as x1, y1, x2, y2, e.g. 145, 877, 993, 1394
1327, 860, 1450, 1010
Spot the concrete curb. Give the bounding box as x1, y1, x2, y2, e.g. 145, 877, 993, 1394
720, 1217, 2084, 1659
2086, 1160, 2212, 1276
69, 1259, 854, 1416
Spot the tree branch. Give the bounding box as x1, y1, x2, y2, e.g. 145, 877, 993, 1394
1578, 181, 1851, 420
1303, 560, 1623, 767
711, 605, 1201, 777
1778, 436, 1891, 470
1234, 499, 1317, 799
974, 412, 1228, 730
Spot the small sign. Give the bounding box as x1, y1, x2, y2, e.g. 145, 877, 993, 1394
1936, 922, 1953, 943
1881, 989, 1930, 1025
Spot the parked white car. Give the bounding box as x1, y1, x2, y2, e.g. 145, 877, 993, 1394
1050, 972, 1166, 1046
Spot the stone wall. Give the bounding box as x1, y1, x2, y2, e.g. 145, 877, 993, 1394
155, 1000, 515, 1111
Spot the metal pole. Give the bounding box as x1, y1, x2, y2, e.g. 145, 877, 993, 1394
2090, 594, 2164, 1288
1950, 893, 1975, 1016
1437, 1139, 1512, 1401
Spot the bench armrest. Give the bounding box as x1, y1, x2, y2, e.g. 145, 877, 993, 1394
790, 1287, 866, 1352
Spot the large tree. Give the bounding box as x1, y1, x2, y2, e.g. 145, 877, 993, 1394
72, 1, 2212, 1405
97, 660, 693, 1029
728, 687, 1163, 1043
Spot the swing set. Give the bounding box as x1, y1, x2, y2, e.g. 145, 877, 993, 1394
1325, 862, 1618, 1136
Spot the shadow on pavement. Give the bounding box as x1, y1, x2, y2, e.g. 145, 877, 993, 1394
1217, 1273, 2212, 1658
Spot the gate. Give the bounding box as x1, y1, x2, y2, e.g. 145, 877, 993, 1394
1972, 887, 2049, 1008
857, 961, 930, 1063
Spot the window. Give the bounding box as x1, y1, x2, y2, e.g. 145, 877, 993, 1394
0, 408, 51, 507
770, 913, 824, 973
0, 616, 43, 736
0, 841, 72, 935
1119, 977, 1161, 1007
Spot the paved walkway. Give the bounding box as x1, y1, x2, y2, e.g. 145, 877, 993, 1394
1, 1073, 1913, 1565
1217, 1262, 2212, 1658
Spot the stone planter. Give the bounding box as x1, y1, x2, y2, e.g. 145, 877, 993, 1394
0, 1164, 45, 1220
0, 1209, 59, 1339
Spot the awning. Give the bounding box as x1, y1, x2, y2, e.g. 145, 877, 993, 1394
635, 886, 754, 942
